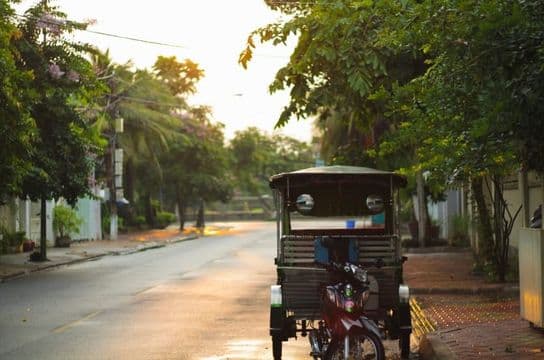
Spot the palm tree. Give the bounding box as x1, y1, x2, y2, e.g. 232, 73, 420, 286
90, 50, 183, 227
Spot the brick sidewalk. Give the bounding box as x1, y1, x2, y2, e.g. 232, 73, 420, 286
404, 249, 544, 359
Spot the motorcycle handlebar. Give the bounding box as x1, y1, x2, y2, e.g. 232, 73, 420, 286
322, 261, 369, 284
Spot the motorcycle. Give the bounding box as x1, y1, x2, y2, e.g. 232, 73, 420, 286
308, 261, 385, 360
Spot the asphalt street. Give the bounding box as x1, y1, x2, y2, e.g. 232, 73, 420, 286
0, 221, 407, 359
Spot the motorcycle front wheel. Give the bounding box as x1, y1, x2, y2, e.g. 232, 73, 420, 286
326, 332, 385, 360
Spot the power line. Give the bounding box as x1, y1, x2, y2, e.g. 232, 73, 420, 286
81, 29, 186, 49
118, 95, 183, 107
14, 13, 186, 49
13, 12, 291, 59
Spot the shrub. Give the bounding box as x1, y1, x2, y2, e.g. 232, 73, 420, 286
451, 214, 470, 247
156, 211, 176, 229
53, 204, 83, 239
101, 211, 126, 234
135, 215, 146, 229
0, 227, 26, 254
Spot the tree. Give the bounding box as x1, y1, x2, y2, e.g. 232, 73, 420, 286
242, 0, 543, 281
376, 0, 536, 279
14, 2, 104, 259
229, 127, 313, 196
90, 50, 185, 229
162, 107, 233, 230
229, 127, 273, 195
240, 1, 401, 129
240, 0, 429, 242
116, 69, 183, 227
0, 0, 35, 203
153, 56, 204, 96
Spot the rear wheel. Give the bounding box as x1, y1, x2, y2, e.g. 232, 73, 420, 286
272, 335, 282, 360
326, 332, 385, 360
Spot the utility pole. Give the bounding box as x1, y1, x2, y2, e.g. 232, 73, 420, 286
416, 170, 427, 247
109, 117, 124, 240
39, 0, 48, 260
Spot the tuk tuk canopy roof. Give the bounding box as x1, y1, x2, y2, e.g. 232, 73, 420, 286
269, 165, 407, 189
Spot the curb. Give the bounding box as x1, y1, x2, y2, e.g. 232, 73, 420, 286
411, 285, 519, 296
109, 243, 166, 256
0, 270, 27, 282
0, 253, 107, 283
410, 297, 456, 360
167, 234, 199, 244
0, 234, 200, 282
419, 332, 457, 360
403, 246, 470, 254
411, 298, 436, 338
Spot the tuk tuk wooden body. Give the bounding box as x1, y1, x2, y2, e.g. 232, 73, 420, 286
269, 166, 411, 359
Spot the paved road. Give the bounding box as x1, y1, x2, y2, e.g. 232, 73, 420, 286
0, 222, 410, 359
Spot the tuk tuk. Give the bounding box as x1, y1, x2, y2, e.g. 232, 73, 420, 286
268, 165, 411, 359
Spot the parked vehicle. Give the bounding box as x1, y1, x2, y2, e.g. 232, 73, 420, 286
309, 259, 385, 359
268, 166, 411, 359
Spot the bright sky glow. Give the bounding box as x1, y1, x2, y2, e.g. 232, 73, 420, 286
16, 0, 314, 142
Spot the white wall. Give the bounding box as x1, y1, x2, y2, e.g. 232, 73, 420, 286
72, 196, 102, 241
504, 172, 543, 249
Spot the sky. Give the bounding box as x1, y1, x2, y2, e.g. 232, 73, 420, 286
15, 0, 314, 143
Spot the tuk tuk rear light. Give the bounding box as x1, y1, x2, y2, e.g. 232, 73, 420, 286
399, 285, 410, 304
271, 285, 282, 308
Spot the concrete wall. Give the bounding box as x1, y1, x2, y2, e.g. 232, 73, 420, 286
428, 189, 463, 240
29, 200, 55, 246
0, 199, 18, 233
0, 198, 55, 245
0, 195, 102, 246
72, 196, 102, 241
504, 172, 544, 248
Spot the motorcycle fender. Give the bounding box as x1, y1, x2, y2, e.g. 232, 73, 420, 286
360, 317, 384, 340
339, 317, 383, 340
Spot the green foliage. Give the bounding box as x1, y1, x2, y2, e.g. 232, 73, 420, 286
0, 1, 35, 203
451, 214, 470, 247
245, 0, 544, 179
11, 2, 104, 205
153, 56, 204, 96
161, 105, 233, 229
229, 127, 314, 195
3, 229, 26, 247
244, 1, 543, 282
118, 217, 125, 233
156, 211, 176, 229
101, 203, 110, 235
53, 204, 83, 239
241, 0, 400, 129
0, 228, 26, 254
134, 215, 146, 229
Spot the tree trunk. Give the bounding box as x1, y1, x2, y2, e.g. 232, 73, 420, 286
492, 175, 505, 281
416, 170, 427, 247
40, 197, 47, 260
144, 192, 155, 228
123, 158, 135, 226
471, 177, 493, 262
125, 158, 134, 204
196, 199, 205, 229
176, 190, 186, 231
